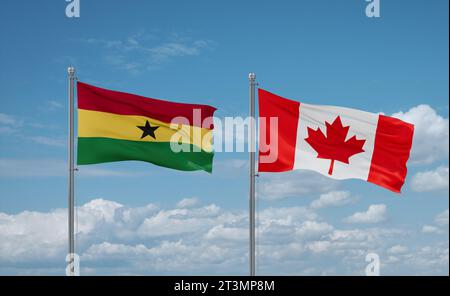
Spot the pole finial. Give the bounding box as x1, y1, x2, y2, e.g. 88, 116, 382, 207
68, 66, 75, 76
248, 72, 256, 81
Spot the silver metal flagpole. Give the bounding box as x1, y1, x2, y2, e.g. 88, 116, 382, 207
248, 72, 256, 276
67, 66, 76, 276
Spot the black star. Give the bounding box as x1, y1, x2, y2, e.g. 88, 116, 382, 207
137, 120, 159, 139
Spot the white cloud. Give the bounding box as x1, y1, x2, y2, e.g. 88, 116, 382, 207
419, 209, 449, 235
79, 32, 213, 74
81, 199, 123, 223
0, 199, 447, 275
310, 191, 357, 209
295, 221, 333, 239
405, 243, 449, 274
259, 171, 338, 200
136, 204, 225, 238
0, 199, 123, 263
329, 229, 369, 242
411, 166, 449, 192
392, 105, 449, 165
387, 245, 408, 254
176, 197, 200, 208
0, 113, 20, 134
0, 113, 20, 126
0, 113, 65, 146
435, 209, 449, 226
345, 204, 387, 224
422, 225, 443, 234
205, 225, 247, 242
149, 41, 208, 62
0, 199, 247, 275
258, 206, 317, 226
306, 241, 332, 253
0, 112, 61, 140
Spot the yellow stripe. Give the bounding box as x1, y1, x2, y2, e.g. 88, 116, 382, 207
78, 109, 213, 152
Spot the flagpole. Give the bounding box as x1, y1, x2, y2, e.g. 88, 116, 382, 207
67, 66, 76, 276
248, 72, 256, 276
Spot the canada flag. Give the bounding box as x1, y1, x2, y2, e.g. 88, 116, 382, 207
258, 89, 414, 193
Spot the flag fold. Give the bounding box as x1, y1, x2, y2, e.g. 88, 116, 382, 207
258, 89, 414, 193
77, 82, 216, 173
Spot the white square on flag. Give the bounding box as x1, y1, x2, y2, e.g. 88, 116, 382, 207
294, 103, 378, 181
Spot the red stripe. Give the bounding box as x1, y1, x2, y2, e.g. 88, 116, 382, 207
368, 115, 414, 193
77, 82, 216, 129
258, 89, 300, 172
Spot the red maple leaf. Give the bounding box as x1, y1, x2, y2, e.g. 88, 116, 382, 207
305, 116, 366, 176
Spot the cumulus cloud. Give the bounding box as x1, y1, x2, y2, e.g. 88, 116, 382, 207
295, 221, 333, 239
258, 171, 338, 200
404, 243, 449, 275
411, 166, 449, 192
0, 199, 122, 264
392, 105, 449, 165
0, 199, 247, 275
0, 199, 448, 275
176, 197, 200, 208
310, 191, 357, 209
420, 209, 449, 235
136, 204, 223, 238
205, 225, 247, 242
345, 204, 387, 224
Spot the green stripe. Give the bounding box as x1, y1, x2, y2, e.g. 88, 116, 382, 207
77, 137, 213, 173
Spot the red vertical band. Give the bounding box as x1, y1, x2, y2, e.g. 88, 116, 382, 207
258, 89, 300, 172
368, 115, 414, 193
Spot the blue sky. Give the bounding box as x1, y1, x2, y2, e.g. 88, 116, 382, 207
0, 0, 448, 275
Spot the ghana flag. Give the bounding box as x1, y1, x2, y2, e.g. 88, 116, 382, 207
77, 82, 217, 172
